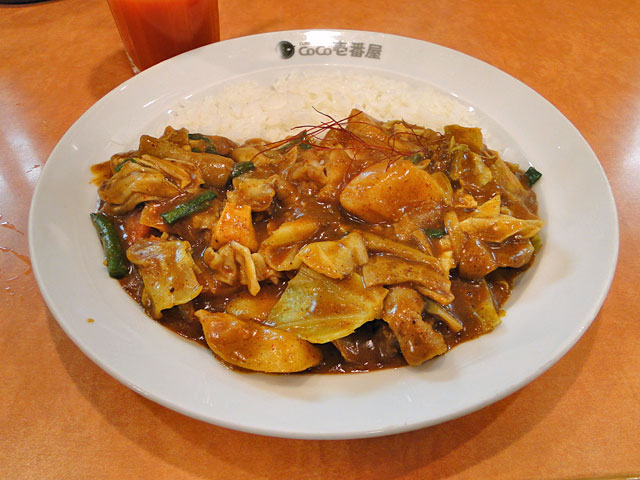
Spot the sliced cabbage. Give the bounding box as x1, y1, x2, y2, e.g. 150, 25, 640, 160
488, 157, 538, 219
362, 255, 454, 305
460, 215, 544, 243
225, 288, 281, 324
258, 217, 319, 271
267, 266, 387, 344
358, 231, 444, 271
127, 237, 202, 318
296, 232, 368, 279
474, 194, 502, 218
444, 210, 463, 264
449, 278, 501, 334
138, 135, 233, 188
444, 124, 484, 153
99, 160, 187, 215
453, 189, 478, 209
196, 310, 322, 373
136, 154, 202, 190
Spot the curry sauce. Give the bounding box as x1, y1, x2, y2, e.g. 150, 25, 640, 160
91, 109, 543, 374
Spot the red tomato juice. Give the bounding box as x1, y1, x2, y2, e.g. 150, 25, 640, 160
107, 0, 220, 72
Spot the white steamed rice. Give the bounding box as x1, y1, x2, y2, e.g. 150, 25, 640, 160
170, 71, 488, 144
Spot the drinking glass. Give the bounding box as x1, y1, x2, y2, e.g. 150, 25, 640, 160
106, 0, 220, 73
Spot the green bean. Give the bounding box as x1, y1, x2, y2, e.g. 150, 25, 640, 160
230, 161, 254, 179
90, 213, 129, 278
161, 190, 217, 224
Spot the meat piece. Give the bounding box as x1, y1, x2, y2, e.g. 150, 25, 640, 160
229, 242, 260, 295
459, 236, 499, 280
332, 322, 400, 368
203, 241, 278, 296
202, 244, 237, 286
296, 231, 368, 279
211, 202, 258, 252
226, 176, 276, 212
382, 287, 447, 365
489, 237, 535, 269
339, 159, 448, 223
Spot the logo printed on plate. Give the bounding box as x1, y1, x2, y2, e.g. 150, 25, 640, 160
277, 40, 383, 59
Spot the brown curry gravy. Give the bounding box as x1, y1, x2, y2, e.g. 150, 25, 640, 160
99, 120, 539, 374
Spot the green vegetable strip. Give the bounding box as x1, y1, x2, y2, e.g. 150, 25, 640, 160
114, 158, 136, 172
90, 213, 129, 278
278, 131, 307, 152
230, 161, 254, 179
188, 133, 212, 142
188, 133, 218, 154
406, 153, 423, 164
525, 166, 542, 186
161, 190, 217, 224
425, 228, 446, 239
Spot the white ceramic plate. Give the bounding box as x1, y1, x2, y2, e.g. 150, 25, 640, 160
29, 30, 618, 439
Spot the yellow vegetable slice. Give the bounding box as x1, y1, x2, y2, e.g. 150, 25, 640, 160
196, 310, 322, 373
267, 266, 388, 344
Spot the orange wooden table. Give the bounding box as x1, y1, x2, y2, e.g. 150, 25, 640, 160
2, 0, 639, 478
